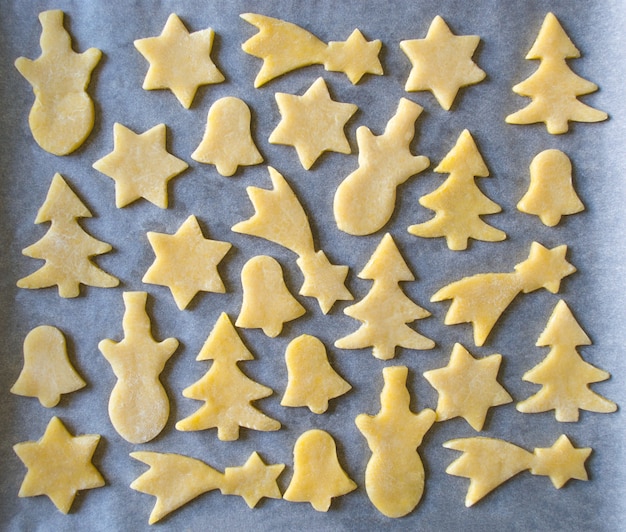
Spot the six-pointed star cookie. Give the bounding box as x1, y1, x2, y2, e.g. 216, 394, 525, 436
143, 215, 232, 309
531, 434, 591, 489
134, 13, 224, 109
269, 77, 357, 170
13, 416, 104, 514
325, 29, 383, 83
424, 343, 512, 431
93, 123, 188, 208
221, 452, 285, 508
400, 16, 486, 110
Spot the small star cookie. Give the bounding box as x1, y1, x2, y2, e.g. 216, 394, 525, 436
13, 417, 104, 514
134, 13, 224, 108
269, 77, 357, 170
93, 123, 188, 208
143, 215, 232, 310
400, 16, 485, 110
221, 452, 285, 508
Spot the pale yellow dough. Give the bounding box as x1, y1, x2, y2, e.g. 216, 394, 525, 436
423, 343, 512, 431
506, 12, 607, 134
445, 434, 591, 506
93, 123, 188, 208
517, 149, 584, 226
134, 13, 224, 109
191, 97, 263, 176
98, 292, 179, 444
516, 300, 616, 422
17, 173, 118, 298
284, 429, 356, 511
281, 334, 351, 414
15, 10, 101, 155
400, 15, 485, 110
13, 417, 104, 514
269, 77, 357, 170
356, 366, 435, 518
241, 13, 382, 87
11, 325, 85, 407
143, 214, 232, 310
236, 255, 305, 337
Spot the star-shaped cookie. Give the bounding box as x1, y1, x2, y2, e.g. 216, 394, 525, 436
531, 435, 591, 489
93, 123, 188, 208
221, 452, 285, 508
269, 77, 357, 170
423, 343, 512, 431
13, 417, 104, 513
325, 29, 383, 83
134, 13, 224, 108
400, 16, 485, 110
143, 215, 232, 309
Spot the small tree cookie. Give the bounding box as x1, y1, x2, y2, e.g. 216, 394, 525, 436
281, 334, 351, 414
408, 130, 505, 250
516, 300, 616, 422
335, 233, 434, 360
517, 149, 584, 227
334, 98, 430, 235
99, 292, 179, 444
432, 242, 576, 346
176, 313, 280, 440
15, 10, 101, 155
18, 173, 118, 298
283, 429, 356, 511
11, 326, 85, 407
356, 366, 435, 518
505, 12, 607, 134
191, 97, 263, 176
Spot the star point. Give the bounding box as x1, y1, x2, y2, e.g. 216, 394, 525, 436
400, 15, 485, 110
93, 123, 188, 208
13, 417, 104, 514
221, 452, 285, 508
143, 215, 232, 309
269, 77, 357, 169
134, 13, 224, 108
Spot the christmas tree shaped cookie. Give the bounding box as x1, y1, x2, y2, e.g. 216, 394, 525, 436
134, 13, 224, 109
269, 77, 357, 170
241, 13, 382, 87
506, 12, 607, 134
236, 255, 305, 338
93, 123, 188, 208
191, 97, 263, 176
334, 98, 430, 235
11, 326, 86, 407
517, 300, 616, 421
143, 215, 232, 310
408, 130, 505, 250
131, 451, 284, 524
432, 242, 576, 346
400, 16, 485, 110
518, 149, 584, 226
281, 334, 351, 414
13, 417, 104, 514
176, 313, 280, 440
233, 166, 352, 313
17, 173, 118, 298
99, 292, 179, 444
423, 343, 512, 431
356, 366, 435, 518
283, 429, 356, 511
335, 233, 434, 360
445, 434, 591, 506
15, 10, 101, 155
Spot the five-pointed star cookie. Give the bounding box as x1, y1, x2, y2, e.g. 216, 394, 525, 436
143, 215, 232, 309
400, 16, 486, 110
134, 13, 224, 109
531, 435, 591, 489
221, 452, 285, 508
93, 123, 188, 208
269, 77, 357, 170
424, 343, 512, 431
13, 417, 104, 514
